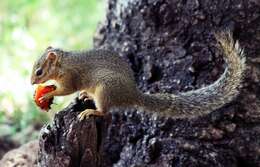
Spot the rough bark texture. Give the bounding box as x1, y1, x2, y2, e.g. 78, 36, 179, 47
0, 138, 18, 160
0, 140, 38, 167
39, 0, 260, 166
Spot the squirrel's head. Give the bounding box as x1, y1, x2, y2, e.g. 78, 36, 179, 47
31, 46, 63, 85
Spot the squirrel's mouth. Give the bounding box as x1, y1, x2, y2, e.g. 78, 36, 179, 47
31, 78, 40, 85
40, 79, 58, 88
31, 78, 46, 85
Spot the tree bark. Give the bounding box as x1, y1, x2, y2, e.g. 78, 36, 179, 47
38, 0, 260, 166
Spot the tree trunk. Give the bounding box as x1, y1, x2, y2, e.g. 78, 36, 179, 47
38, 0, 260, 166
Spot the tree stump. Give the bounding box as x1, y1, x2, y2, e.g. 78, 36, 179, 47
38, 0, 260, 166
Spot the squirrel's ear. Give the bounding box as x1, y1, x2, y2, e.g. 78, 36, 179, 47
46, 46, 53, 50
46, 52, 58, 62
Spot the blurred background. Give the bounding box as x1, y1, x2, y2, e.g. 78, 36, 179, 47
0, 0, 105, 145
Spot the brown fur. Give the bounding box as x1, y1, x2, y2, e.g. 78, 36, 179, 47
31, 31, 245, 118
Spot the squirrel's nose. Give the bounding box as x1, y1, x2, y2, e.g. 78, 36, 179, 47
31, 77, 37, 85
31, 80, 36, 85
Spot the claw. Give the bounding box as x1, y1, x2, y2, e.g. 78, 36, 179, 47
78, 109, 104, 121
39, 94, 50, 102
39, 96, 46, 103
79, 91, 91, 102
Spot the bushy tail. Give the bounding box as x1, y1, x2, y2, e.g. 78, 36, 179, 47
140, 31, 246, 118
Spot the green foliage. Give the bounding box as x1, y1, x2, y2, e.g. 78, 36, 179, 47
0, 0, 105, 143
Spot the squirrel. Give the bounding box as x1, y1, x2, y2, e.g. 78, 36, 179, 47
31, 31, 246, 120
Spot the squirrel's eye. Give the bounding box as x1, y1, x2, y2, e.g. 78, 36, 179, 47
35, 68, 43, 76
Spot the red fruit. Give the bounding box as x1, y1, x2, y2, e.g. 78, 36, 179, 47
34, 84, 56, 111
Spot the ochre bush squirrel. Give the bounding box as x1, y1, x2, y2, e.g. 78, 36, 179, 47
31, 32, 246, 120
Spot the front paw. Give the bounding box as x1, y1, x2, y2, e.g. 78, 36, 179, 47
79, 91, 91, 102
39, 93, 53, 103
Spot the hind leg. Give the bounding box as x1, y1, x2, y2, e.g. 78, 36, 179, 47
78, 85, 108, 121
93, 85, 110, 114
78, 109, 104, 121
